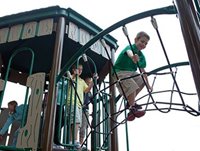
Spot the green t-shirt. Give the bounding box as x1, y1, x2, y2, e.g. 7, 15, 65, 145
67, 77, 88, 108
114, 44, 146, 73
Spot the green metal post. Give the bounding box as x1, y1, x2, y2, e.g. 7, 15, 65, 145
57, 77, 68, 145
91, 75, 98, 151
103, 93, 109, 151
124, 100, 130, 151
102, 82, 109, 151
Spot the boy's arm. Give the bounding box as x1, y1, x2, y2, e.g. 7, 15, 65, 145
126, 50, 139, 63
0, 116, 14, 136
84, 74, 98, 93
84, 81, 94, 93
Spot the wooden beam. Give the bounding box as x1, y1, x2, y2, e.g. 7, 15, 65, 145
41, 17, 65, 151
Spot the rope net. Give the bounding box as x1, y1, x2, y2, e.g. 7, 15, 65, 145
57, 15, 199, 151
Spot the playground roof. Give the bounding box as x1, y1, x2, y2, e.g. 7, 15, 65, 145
0, 6, 118, 84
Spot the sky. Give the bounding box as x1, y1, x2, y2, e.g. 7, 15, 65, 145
1, 0, 200, 151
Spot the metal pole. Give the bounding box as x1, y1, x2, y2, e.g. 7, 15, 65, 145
91, 76, 98, 151
124, 100, 130, 151
42, 17, 65, 151
109, 48, 118, 151
175, 0, 200, 102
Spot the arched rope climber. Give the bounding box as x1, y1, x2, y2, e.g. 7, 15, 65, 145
56, 5, 199, 151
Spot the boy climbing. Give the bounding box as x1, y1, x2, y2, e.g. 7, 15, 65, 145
113, 31, 152, 121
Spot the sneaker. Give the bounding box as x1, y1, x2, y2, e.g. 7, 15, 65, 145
81, 145, 87, 151
127, 111, 136, 121
129, 107, 146, 118
74, 142, 81, 149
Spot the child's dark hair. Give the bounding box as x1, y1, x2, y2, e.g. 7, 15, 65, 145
136, 31, 150, 40
8, 100, 18, 107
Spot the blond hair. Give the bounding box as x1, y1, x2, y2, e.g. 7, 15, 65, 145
135, 31, 150, 40
72, 64, 83, 70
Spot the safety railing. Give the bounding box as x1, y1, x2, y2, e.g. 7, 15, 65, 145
55, 54, 106, 151
0, 47, 35, 151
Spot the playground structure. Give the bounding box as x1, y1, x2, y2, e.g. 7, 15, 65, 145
0, 1, 199, 151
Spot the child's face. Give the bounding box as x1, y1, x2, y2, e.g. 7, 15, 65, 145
135, 36, 149, 51
73, 65, 83, 76
8, 104, 15, 113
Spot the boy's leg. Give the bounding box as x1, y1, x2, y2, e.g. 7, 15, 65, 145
74, 124, 80, 141
127, 91, 136, 107
70, 123, 79, 142
79, 114, 85, 144
69, 106, 82, 144
115, 72, 139, 105
114, 71, 146, 120
127, 75, 146, 120
12, 128, 19, 146
136, 83, 145, 96
80, 111, 88, 144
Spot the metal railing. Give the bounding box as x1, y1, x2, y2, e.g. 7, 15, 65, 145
0, 47, 34, 151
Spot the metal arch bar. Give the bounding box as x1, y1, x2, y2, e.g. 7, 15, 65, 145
147, 61, 189, 75
0, 47, 34, 108
0, 47, 35, 128
57, 5, 177, 81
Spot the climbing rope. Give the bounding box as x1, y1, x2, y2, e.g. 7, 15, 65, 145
57, 15, 199, 151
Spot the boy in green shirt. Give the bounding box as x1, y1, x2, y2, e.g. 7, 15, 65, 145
114, 31, 152, 121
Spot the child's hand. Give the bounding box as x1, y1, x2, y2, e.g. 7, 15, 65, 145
132, 54, 139, 63
93, 73, 99, 79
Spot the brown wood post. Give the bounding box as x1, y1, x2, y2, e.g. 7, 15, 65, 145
175, 0, 200, 101
109, 48, 118, 151
42, 17, 65, 151
0, 54, 3, 77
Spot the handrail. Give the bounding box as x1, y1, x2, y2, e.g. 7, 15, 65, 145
0, 47, 34, 150
0, 47, 34, 108
147, 61, 189, 75
0, 47, 34, 128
